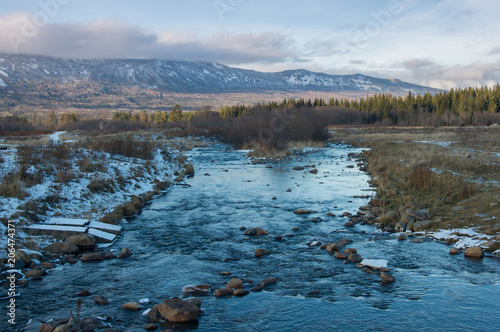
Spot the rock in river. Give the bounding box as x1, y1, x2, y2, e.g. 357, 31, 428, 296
121, 302, 142, 311
226, 278, 243, 289
255, 249, 271, 257
244, 227, 269, 236
215, 288, 234, 297
81, 253, 104, 262
118, 247, 132, 259
233, 289, 250, 297
464, 246, 484, 258
65, 234, 96, 250
380, 272, 396, 284
43, 242, 79, 255
158, 298, 200, 322
294, 209, 312, 215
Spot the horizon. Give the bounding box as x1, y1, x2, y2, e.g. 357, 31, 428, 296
1, 1, 499, 90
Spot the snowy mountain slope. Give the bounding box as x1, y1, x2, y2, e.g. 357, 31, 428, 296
0, 53, 440, 94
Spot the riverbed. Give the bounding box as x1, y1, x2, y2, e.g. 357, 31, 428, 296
16, 143, 500, 331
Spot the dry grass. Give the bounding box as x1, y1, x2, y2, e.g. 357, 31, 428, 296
330, 126, 500, 230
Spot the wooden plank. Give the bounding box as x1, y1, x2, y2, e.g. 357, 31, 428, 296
24, 225, 88, 232
88, 220, 122, 233
88, 228, 116, 243
48, 218, 89, 226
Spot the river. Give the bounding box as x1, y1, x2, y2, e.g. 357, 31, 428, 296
14, 143, 500, 331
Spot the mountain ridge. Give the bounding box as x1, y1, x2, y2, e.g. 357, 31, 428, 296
0, 53, 441, 95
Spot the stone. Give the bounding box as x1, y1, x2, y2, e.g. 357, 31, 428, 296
103, 329, 123, 332
144, 323, 158, 330
294, 209, 312, 215
219, 271, 231, 276
258, 277, 278, 288
385, 211, 399, 223
182, 284, 210, 296
79, 317, 106, 331
326, 243, 344, 252
255, 249, 270, 257
25, 269, 44, 279
380, 272, 396, 284
81, 253, 104, 262
65, 234, 96, 250
344, 221, 354, 227
118, 247, 132, 259
244, 228, 269, 236
344, 248, 357, 254
42, 261, 56, 269
397, 234, 408, 241
233, 289, 250, 297
158, 298, 200, 323
102, 252, 117, 259
94, 295, 109, 305
311, 217, 324, 223
449, 248, 460, 255
413, 220, 433, 231
309, 169, 318, 174
44, 242, 79, 255
77, 289, 92, 297
185, 298, 202, 308
348, 253, 362, 263
15, 250, 31, 268
39, 324, 55, 332
341, 212, 352, 217
409, 237, 425, 244
215, 288, 234, 297
334, 252, 348, 259
121, 302, 142, 310
464, 246, 484, 258
326, 212, 336, 217
146, 304, 161, 322
226, 279, 243, 289
292, 166, 304, 171
53, 318, 79, 332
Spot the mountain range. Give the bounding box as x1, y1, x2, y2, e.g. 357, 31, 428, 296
0, 53, 440, 95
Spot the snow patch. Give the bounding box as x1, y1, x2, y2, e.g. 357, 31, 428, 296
0, 69, 8, 77
360, 259, 388, 269
49, 131, 66, 142
0, 77, 6, 87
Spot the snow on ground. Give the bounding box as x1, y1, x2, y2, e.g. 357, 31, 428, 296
0, 141, 185, 253
425, 228, 494, 249
414, 140, 453, 147
48, 131, 66, 142
0, 77, 7, 87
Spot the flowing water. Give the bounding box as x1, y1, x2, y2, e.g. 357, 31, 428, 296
12, 144, 500, 331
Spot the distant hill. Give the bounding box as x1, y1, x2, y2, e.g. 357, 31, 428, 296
0, 53, 441, 95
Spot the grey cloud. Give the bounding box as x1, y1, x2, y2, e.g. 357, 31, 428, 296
488, 46, 500, 55
402, 58, 435, 69
0, 14, 297, 65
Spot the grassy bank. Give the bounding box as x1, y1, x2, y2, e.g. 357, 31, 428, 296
329, 126, 500, 238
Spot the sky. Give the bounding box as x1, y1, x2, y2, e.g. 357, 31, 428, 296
0, 0, 499, 90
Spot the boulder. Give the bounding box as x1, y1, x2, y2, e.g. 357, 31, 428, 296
25, 270, 44, 279
215, 288, 234, 297
53, 318, 79, 332
42, 261, 56, 269
380, 272, 396, 284
65, 234, 96, 250
182, 284, 210, 296
464, 246, 484, 258
394, 222, 407, 233
147, 304, 161, 322
385, 211, 399, 223
344, 221, 354, 227
255, 249, 270, 258
309, 169, 318, 174
118, 247, 132, 259
334, 252, 348, 259
185, 298, 202, 308
81, 253, 104, 262
233, 289, 250, 297
44, 242, 79, 255
144, 323, 158, 331
311, 217, 324, 223
292, 166, 304, 171
449, 248, 460, 255
326, 212, 336, 217
410, 209, 431, 220
79, 317, 106, 331
258, 277, 278, 288
94, 295, 109, 305
344, 248, 357, 254
158, 298, 200, 322
244, 228, 269, 236
294, 209, 312, 215
397, 234, 408, 241
121, 302, 142, 311
326, 243, 344, 252
226, 279, 243, 289
413, 220, 433, 231
348, 254, 363, 263
341, 212, 352, 217
77, 289, 91, 297
15, 250, 31, 269
39, 324, 56, 332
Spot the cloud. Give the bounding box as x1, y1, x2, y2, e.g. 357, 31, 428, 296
0, 13, 297, 65
488, 45, 500, 55
402, 58, 435, 69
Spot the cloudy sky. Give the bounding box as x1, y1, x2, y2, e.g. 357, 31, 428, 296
1, 0, 499, 89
